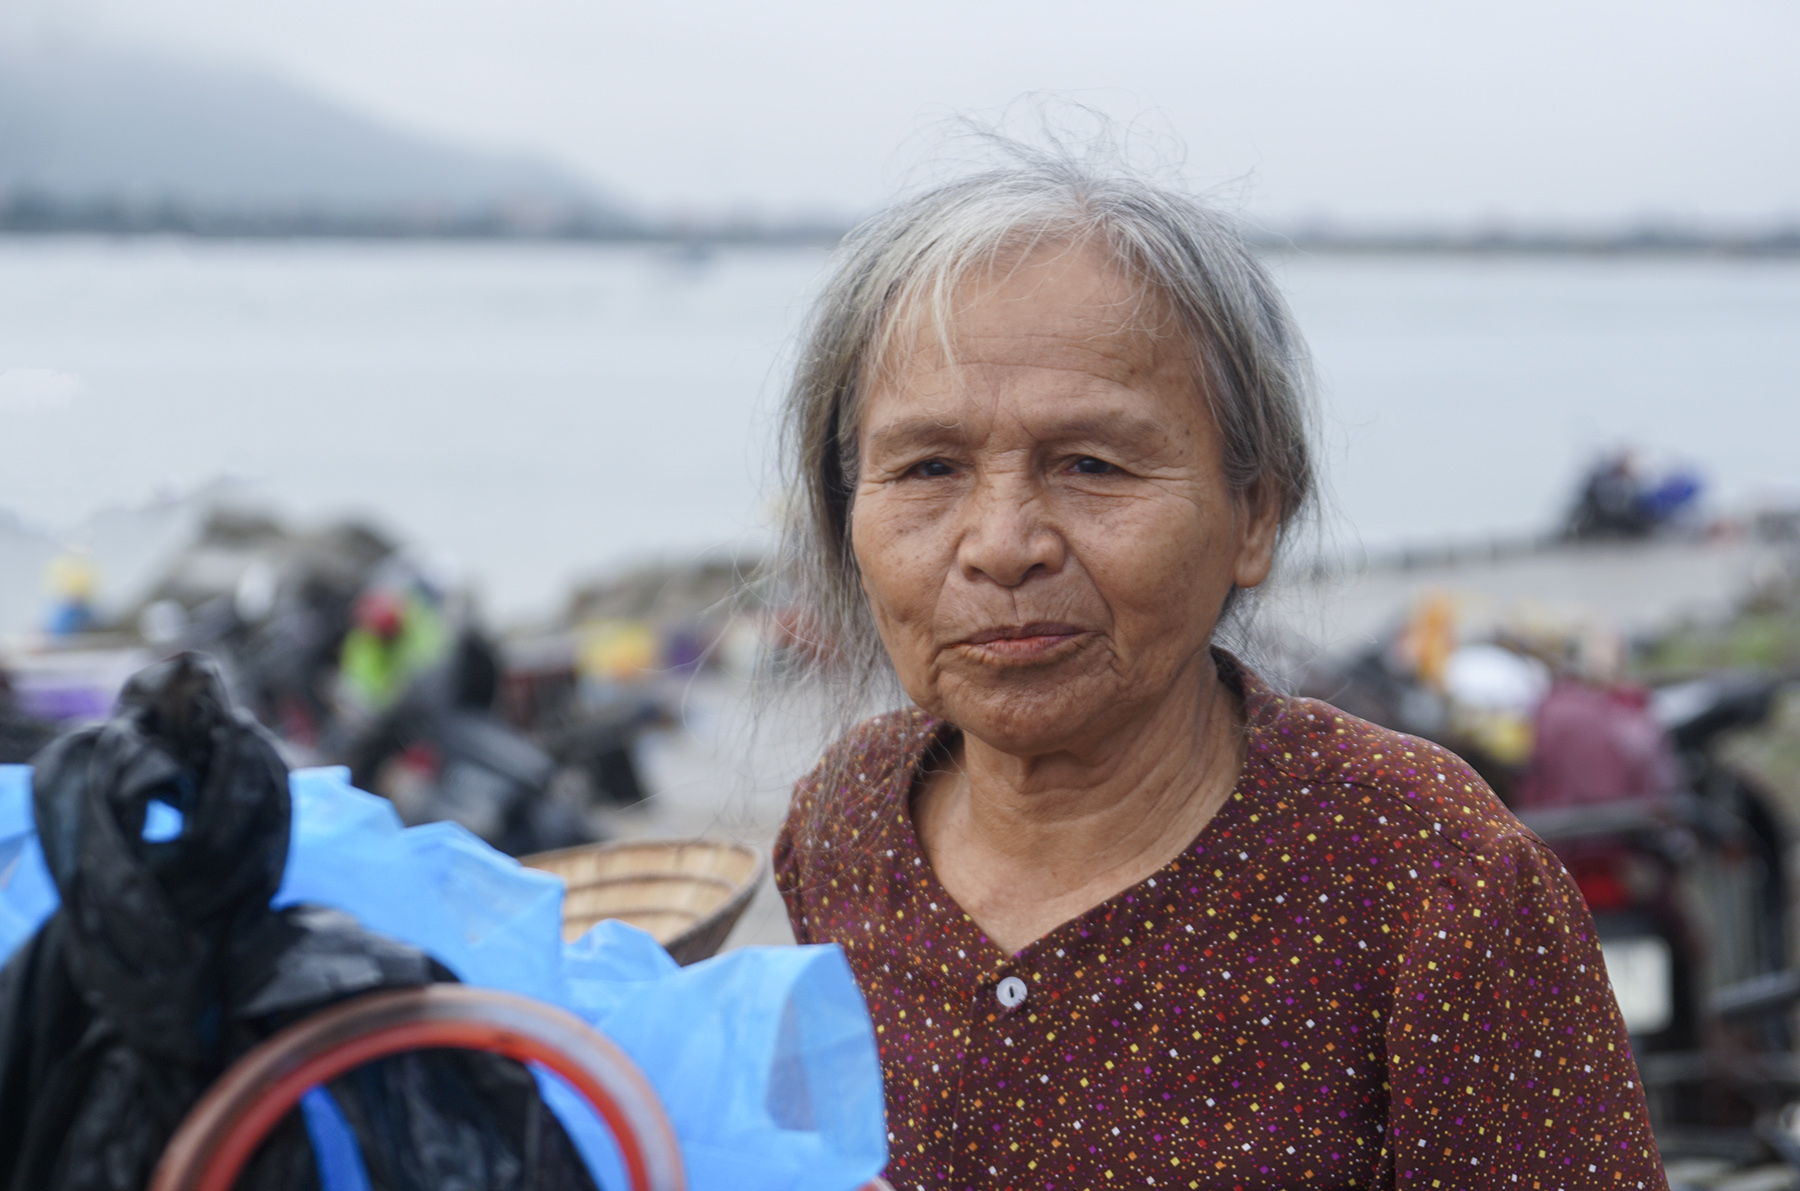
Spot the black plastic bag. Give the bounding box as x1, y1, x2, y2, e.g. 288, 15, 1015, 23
0, 654, 598, 1191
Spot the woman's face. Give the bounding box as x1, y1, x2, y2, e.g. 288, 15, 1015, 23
850, 241, 1278, 757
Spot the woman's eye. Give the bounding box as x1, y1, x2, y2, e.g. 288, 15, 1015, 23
907, 458, 956, 478
1070, 456, 1119, 475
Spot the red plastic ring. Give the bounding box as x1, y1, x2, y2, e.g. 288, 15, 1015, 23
149, 985, 685, 1191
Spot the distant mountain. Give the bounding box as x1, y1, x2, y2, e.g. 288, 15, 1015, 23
0, 45, 627, 222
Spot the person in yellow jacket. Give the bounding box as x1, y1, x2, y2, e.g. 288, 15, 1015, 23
338, 586, 447, 712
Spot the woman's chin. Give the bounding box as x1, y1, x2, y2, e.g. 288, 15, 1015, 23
930, 672, 1135, 759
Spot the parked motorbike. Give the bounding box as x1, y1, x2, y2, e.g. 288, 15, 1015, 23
339, 630, 584, 856
0, 669, 55, 763
1520, 674, 1793, 1167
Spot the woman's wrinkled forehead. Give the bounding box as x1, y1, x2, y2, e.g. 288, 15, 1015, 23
856, 237, 1192, 416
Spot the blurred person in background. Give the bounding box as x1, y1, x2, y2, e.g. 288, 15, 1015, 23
338, 582, 448, 713
1566, 450, 1705, 541
1512, 628, 1678, 811
772, 151, 1664, 1189
42, 553, 98, 636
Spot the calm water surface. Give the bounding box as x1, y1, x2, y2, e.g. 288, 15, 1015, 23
1, 238, 1796, 622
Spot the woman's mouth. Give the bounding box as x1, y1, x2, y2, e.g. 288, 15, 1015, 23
956, 623, 1088, 661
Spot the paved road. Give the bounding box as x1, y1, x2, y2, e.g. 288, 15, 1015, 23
1262, 533, 1772, 656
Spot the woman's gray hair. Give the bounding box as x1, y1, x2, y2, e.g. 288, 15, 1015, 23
776, 147, 1317, 698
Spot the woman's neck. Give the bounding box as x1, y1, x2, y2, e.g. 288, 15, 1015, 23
912, 655, 1245, 954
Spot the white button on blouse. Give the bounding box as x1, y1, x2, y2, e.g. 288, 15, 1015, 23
996, 976, 1028, 1008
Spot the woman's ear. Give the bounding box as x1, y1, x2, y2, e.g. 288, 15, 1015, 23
1232, 478, 1280, 591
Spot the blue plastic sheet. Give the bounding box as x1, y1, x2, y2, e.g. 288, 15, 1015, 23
0, 764, 886, 1191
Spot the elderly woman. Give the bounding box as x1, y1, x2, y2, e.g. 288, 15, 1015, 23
773, 158, 1662, 1190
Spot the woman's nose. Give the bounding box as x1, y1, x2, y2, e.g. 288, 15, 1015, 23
954, 474, 1064, 588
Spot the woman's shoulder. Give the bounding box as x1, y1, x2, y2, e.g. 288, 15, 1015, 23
798, 706, 942, 791
1248, 686, 1544, 867
779, 707, 941, 863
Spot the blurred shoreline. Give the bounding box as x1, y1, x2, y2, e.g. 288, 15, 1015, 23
3, 202, 1798, 258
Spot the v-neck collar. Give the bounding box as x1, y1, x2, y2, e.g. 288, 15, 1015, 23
879, 652, 1282, 982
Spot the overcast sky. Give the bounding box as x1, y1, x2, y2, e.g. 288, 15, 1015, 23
7, 0, 1798, 224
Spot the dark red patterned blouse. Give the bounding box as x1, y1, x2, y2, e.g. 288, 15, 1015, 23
775, 661, 1665, 1191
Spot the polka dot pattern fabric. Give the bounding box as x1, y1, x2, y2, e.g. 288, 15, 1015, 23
775, 660, 1665, 1190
